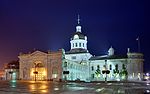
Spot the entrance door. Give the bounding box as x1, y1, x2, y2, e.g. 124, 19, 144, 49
30, 68, 46, 80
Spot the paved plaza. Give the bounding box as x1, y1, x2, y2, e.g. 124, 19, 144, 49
0, 80, 149, 94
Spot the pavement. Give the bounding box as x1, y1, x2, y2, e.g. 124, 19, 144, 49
0, 80, 149, 94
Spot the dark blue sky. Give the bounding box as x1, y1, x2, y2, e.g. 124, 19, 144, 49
0, 0, 150, 72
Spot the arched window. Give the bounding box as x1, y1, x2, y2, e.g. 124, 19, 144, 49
91, 66, 94, 71
75, 43, 78, 47
64, 62, 67, 67
23, 67, 27, 78
115, 64, 118, 70
73, 43, 74, 47
109, 64, 112, 70
36, 63, 44, 67
97, 65, 100, 69
122, 64, 125, 69
79, 43, 81, 47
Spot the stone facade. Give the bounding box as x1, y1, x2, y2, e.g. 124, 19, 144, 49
18, 50, 63, 81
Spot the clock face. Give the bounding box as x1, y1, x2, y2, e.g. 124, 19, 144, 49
74, 34, 79, 39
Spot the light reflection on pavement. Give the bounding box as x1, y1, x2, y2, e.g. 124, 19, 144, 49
0, 80, 149, 94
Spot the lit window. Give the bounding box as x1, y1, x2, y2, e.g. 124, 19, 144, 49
52, 68, 58, 78
133, 73, 134, 77
52, 74, 57, 78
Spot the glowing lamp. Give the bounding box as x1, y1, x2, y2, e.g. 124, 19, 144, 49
146, 73, 149, 76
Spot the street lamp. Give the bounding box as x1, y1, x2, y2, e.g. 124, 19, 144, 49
9, 71, 13, 80
102, 60, 110, 83
33, 63, 38, 81
9, 65, 14, 80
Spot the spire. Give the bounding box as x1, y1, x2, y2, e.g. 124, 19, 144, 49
77, 14, 80, 24
76, 14, 81, 32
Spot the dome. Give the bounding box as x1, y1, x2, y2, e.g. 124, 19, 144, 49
71, 32, 86, 40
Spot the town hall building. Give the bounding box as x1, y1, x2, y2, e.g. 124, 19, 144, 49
18, 16, 144, 81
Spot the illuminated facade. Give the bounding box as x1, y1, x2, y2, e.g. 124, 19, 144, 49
18, 50, 63, 81
64, 16, 92, 81
89, 48, 144, 81
18, 16, 144, 81
64, 16, 144, 81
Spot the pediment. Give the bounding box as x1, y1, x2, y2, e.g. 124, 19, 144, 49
30, 50, 47, 57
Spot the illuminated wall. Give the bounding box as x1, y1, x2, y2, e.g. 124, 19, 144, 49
30, 68, 46, 80
89, 51, 144, 81
18, 50, 63, 81
63, 59, 90, 81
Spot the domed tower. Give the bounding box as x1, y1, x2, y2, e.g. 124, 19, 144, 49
64, 15, 92, 81
70, 15, 88, 52
108, 46, 114, 56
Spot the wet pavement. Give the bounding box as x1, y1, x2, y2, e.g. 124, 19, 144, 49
0, 80, 149, 94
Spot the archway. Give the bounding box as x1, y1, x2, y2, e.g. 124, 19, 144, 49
30, 61, 46, 81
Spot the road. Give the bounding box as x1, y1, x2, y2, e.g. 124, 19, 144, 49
0, 80, 149, 94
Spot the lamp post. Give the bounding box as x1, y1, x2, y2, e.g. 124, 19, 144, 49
136, 37, 141, 52
33, 63, 38, 81
9, 71, 13, 80
9, 65, 13, 80
102, 60, 110, 83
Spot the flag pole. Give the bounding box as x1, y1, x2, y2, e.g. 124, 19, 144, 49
136, 37, 140, 52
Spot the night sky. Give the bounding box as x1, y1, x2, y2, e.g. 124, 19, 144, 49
0, 0, 150, 72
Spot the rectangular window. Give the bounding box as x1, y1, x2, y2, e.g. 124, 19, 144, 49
71, 56, 76, 59
79, 43, 81, 47
91, 74, 94, 79
75, 43, 77, 47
